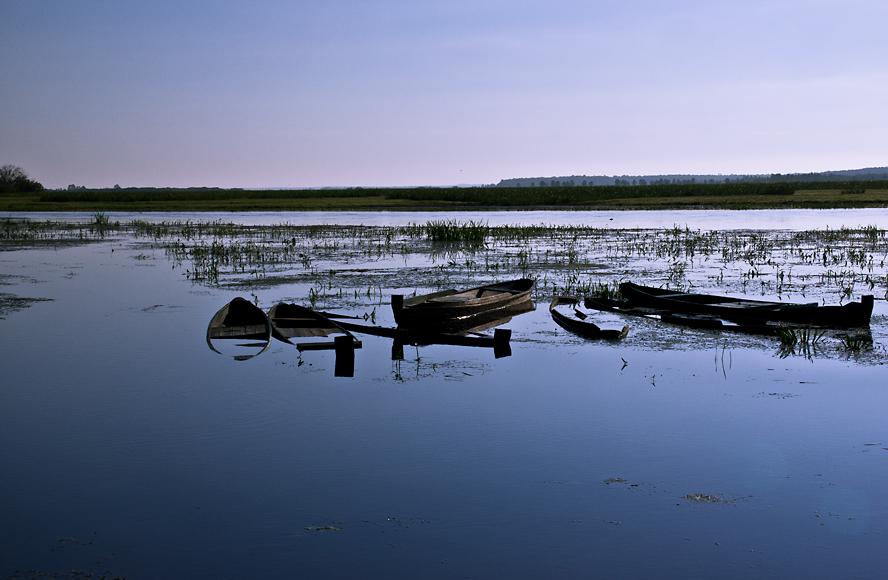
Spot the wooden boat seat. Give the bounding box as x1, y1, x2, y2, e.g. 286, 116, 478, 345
426, 295, 472, 303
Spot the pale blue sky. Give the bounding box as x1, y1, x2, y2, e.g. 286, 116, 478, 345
2, 0, 886, 188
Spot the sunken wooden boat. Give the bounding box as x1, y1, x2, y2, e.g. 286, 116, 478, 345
584, 296, 781, 335
549, 297, 629, 340
267, 302, 362, 351
392, 278, 535, 332
335, 318, 514, 357
596, 282, 874, 329
207, 297, 273, 360
268, 303, 362, 376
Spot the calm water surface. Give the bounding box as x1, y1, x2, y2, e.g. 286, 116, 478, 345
10, 207, 888, 229
1, 211, 887, 579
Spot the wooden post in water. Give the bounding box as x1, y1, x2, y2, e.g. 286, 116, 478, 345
493, 328, 512, 359
391, 295, 404, 323
334, 335, 355, 377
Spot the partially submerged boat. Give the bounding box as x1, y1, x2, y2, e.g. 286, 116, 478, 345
549, 297, 629, 340
617, 282, 874, 328
207, 297, 272, 360
268, 303, 362, 376
267, 302, 362, 351
392, 278, 535, 332
336, 317, 514, 357
584, 296, 781, 335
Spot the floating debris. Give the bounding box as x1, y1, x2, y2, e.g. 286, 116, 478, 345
304, 525, 343, 531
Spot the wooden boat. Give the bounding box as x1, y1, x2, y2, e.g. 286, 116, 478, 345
549, 297, 629, 340
618, 282, 874, 328
268, 303, 362, 376
583, 296, 783, 335
207, 297, 272, 360
267, 302, 362, 351
336, 318, 512, 351
392, 278, 535, 331
335, 303, 525, 358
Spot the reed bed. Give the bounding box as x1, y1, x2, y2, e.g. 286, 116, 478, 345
4, 219, 887, 308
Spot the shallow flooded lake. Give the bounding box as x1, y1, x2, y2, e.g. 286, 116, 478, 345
2, 210, 887, 579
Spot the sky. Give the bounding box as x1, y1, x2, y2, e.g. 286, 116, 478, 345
2, 0, 887, 189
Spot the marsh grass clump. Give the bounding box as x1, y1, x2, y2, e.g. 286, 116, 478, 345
840, 333, 873, 352
422, 220, 489, 244
776, 326, 828, 358
587, 280, 622, 299
776, 326, 826, 348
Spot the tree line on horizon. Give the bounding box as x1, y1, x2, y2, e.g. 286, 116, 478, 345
498, 167, 888, 188
0, 165, 44, 193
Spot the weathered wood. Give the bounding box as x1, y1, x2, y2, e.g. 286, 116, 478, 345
334, 335, 355, 377
206, 297, 273, 360
268, 302, 362, 350
336, 318, 511, 351
549, 296, 629, 340
393, 278, 535, 332
618, 282, 873, 328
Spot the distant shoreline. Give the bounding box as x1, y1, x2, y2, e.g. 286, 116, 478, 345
3, 182, 888, 212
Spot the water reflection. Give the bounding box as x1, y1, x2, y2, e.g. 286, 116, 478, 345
19, 208, 887, 230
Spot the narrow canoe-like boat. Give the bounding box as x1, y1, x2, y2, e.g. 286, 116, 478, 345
584, 296, 781, 335
392, 278, 535, 331
207, 297, 273, 360
618, 282, 874, 328
549, 297, 629, 340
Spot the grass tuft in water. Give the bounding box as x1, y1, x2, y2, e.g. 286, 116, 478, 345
423, 220, 489, 244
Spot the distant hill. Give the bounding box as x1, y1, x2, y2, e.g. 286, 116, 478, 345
497, 166, 888, 187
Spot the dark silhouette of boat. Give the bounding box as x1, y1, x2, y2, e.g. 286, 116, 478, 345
583, 282, 874, 333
